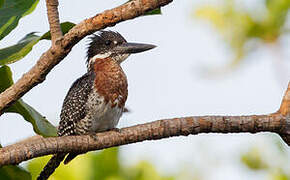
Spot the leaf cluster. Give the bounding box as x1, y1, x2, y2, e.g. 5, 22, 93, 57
195, 0, 290, 67
27, 148, 175, 180
241, 139, 290, 180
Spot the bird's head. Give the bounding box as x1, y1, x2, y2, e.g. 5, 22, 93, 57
86, 31, 156, 70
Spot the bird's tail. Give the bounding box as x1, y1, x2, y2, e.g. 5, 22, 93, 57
37, 153, 66, 180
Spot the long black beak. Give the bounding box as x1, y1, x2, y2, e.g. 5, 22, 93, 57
114, 42, 156, 54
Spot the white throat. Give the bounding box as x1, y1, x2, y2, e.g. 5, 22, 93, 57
87, 52, 112, 70
87, 52, 130, 71
91, 52, 112, 61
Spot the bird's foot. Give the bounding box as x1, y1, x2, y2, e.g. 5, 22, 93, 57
89, 133, 98, 141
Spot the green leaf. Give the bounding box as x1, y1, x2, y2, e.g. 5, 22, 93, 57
0, 32, 41, 65
194, 0, 290, 73
240, 148, 268, 170
28, 154, 94, 180
0, 0, 4, 8
28, 147, 178, 180
6, 99, 57, 137
127, 0, 161, 15
125, 161, 175, 180
0, 64, 13, 92
90, 148, 120, 180
41, 21, 76, 40
0, 0, 39, 40
0, 165, 31, 180
0, 22, 76, 65
144, 8, 161, 16
0, 65, 57, 137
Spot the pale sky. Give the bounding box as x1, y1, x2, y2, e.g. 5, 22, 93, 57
0, 0, 290, 179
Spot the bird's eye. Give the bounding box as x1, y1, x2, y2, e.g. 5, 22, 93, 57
105, 40, 111, 46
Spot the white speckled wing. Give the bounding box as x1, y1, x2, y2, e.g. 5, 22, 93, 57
58, 72, 95, 136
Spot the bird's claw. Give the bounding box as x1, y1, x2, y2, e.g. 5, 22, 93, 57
89, 134, 98, 141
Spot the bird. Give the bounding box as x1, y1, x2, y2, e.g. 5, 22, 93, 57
37, 30, 156, 180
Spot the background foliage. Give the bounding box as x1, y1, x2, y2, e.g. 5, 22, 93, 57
195, 0, 290, 72
27, 148, 176, 180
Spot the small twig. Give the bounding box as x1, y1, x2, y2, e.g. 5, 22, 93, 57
279, 82, 290, 116
0, 0, 173, 114
45, 0, 62, 44
278, 82, 290, 144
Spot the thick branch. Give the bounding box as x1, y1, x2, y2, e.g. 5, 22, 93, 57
0, 0, 173, 114
45, 0, 62, 44
0, 113, 287, 166
0, 83, 289, 166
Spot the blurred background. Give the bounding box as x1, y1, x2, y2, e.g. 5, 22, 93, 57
0, 0, 290, 179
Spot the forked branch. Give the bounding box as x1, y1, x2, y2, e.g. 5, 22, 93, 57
0, 0, 173, 114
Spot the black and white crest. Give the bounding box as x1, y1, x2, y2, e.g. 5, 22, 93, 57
86, 31, 127, 62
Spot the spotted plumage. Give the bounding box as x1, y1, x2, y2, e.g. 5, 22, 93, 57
37, 31, 156, 180
58, 72, 95, 136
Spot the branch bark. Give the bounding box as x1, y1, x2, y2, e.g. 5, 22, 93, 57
0, 0, 173, 114
0, 82, 289, 166
45, 0, 62, 44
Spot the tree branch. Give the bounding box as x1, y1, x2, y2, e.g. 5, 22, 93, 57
45, 0, 62, 44
0, 0, 173, 114
0, 113, 287, 166
0, 82, 289, 166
